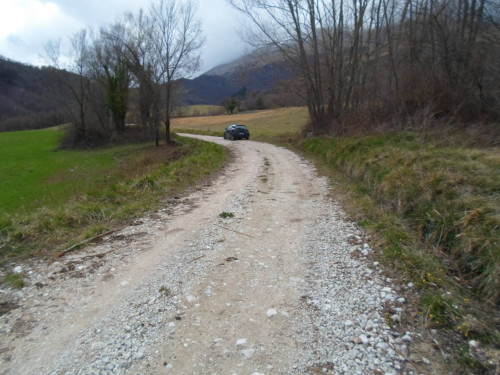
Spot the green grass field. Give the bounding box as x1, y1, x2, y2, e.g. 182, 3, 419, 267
0, 128, 229, 260
0, 128, 133, 215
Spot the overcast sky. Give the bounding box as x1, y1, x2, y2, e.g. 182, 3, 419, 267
0, 0, 250, 75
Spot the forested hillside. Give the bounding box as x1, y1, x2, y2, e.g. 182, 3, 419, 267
0, 57, 69, 132
231, 0, 500, 135
178, 58, 297, 108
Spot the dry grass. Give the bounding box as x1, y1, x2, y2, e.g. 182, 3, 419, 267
172, 107, 309, 141
300, 133, 500, 373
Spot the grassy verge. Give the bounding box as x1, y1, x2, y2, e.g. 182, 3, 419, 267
299, 133, 499, 373
0, 131, 229, 262
0, 127, 119, 215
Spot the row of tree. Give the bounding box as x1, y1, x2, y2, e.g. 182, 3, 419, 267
230, 0, 500, 134
45, 0, 203, 146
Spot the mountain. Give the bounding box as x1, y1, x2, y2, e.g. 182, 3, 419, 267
178, 48, 295, 106
177, 74, 241, 105
0, 48, 299, 132
0, 56, 68, 131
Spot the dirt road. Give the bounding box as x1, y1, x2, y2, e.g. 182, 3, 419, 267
0, 135, 413, 374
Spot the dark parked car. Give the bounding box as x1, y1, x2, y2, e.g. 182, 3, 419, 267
224, 124, 250, 140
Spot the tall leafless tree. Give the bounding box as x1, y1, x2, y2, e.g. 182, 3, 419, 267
230, 0, 499, 132
44, 29, 93, 142
150, 0, 204, 144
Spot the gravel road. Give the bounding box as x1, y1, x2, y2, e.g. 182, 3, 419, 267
0, 135, 419, 374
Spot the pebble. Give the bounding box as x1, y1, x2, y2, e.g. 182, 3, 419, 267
134, 351, 144, 360
267, 308, 277, 318
469, 340, 480, 348
391, 314, 401, 323
241, 349, 255, 359
236, 338, 247, 347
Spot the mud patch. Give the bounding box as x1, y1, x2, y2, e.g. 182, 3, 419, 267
308, 362, 334, 374
0, 301, 20, 316
109, 232, 148, 243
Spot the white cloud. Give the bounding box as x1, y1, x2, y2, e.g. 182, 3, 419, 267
0, 0, 249, 72
0, 0, 83, 64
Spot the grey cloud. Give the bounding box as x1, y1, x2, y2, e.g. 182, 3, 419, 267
7, 34, 26, 48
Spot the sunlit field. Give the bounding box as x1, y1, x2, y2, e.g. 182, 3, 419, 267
172, 107, 309, 140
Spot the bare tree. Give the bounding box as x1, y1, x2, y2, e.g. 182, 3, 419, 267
150, 0, 204, 144
229, 0, 385, 133
44, 29, 93, 142
112, 9, 162, 145
231, 0, 500, 131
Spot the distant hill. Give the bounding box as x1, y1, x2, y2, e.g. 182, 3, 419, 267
178, 48, 296, 106
0, 48, 301, 132
177, 74, 241, 105
0, 57, 68, 131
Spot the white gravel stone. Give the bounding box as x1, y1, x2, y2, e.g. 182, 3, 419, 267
345, 320, 354, 328
402, 334, 412, 343
469, 340, 480, 348
267, 308, 278, 318
134, 351, 144, 360
241, 349, 256, 359
236, 338, 247, 347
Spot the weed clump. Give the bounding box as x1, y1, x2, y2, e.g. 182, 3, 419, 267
219, 212, 234, 219
3, 273, 25, 289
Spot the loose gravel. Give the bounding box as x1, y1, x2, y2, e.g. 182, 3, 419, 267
0, 135, 424, 375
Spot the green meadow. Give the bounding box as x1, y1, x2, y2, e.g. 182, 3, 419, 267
1, 128, 123, 215
0, 128, 229, 260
